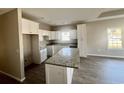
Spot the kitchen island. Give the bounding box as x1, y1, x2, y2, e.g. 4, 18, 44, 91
45, 48, 80, 84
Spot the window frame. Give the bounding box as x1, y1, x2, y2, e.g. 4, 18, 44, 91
107, 28, 123, 50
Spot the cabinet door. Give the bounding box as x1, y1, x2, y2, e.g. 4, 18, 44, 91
30, 21, 39, 34
39, 30, 44, 41
70, 30, 77, 39
41, 30, 46, 36
53, 45, 59, 55
22, 19, 30, 34
40, 48, 47, 62
42, 30, 49, 36
47, 31, 50, 37
51, 31, 57, 40
50, 31, 56, 40
45, 64, 67, 84
48, 31, 51, 40
47, 46, 52, 56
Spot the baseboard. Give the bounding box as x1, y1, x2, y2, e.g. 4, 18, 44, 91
20, 77, 26, 82
0, 70, 25, 82
88, 54, 124, 59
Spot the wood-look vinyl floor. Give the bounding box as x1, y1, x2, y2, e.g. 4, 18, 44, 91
0, 56, 124, 84
73, 56, 124, 84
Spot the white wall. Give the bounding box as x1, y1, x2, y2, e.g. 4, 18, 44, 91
23, 35, 32, 58
0, 9, 25, 81
22, 13, 51, 30
87, 18, 124, 58
53, 25, 76, 31
23, 34, 32, 66
0, 16, 4, 63
39, 22, 51, 30
0, 33, 3, 60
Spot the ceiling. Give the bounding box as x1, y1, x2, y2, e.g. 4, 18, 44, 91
22, 8, 123, 26
0, 8, 14, 15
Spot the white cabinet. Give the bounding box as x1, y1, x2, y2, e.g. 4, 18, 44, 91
39, 29, 44, 41
50, 31, 57, 40
56, 31, 61, 40
30, 21, 39, 34
70, 30, 77, 39
54, 30, 77, 40
40, 48, 47, 63
45, 64, 74, 84
22, 18, 39, 34
47, 46, 53, 57
77, 24, 87, 57
22, 18, 30, 34
42, 30, 50, 37
39, 29, 51, 41
39, 30, 58, 40
45, 64, 67, 84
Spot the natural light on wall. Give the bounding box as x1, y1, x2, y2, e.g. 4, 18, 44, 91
108, 28, 122, 49
61, 32, 70, 41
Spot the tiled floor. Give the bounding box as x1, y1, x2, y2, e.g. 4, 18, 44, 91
0, 56, 124, 84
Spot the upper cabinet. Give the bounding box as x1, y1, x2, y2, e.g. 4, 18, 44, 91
50, 31, 57, 40
70, 30, 77, 39
22, 18, 39, 34
42, 30, 50, 36
39, 29, 51, 41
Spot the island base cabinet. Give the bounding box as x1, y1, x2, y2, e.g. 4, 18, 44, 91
67, 67, 74, 84
45, 64, 74, 84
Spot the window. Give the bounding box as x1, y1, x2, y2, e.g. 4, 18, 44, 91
61, 32, 70, 41
108, 28, 122, 49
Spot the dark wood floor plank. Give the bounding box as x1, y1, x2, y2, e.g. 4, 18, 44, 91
0, 56, 124, 84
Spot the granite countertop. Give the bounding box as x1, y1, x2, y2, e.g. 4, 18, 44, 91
45, 48, 80, 68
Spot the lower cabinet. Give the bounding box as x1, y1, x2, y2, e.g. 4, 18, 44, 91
40, 48, 47, 63
45, 64, 74, 84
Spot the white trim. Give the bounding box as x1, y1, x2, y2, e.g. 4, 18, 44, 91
87, 14, 124, 22
0, 70, 25, 82
20, 77, 26, 82
88, 54, 124, 59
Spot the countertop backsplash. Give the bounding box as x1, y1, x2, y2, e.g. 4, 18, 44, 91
47, 39, 77, 45
40, 39, 78, 50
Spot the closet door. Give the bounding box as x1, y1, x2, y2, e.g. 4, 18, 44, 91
77, 24, 87, 57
